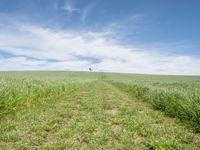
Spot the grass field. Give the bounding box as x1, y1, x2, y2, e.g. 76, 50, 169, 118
0, 71, 200, 149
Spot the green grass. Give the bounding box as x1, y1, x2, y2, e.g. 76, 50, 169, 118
0, 71, 97, 114
105, 73, 200, 132
0, 71, 200, 149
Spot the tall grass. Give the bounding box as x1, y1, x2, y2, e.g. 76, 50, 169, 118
1, 71, 200, 132
0, 71, 96, 114
108, 80, 200, 132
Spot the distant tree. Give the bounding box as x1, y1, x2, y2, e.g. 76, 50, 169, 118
89, 68, 92, 71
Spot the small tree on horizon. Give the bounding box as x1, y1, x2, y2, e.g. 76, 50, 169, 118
89, 68, 92, 71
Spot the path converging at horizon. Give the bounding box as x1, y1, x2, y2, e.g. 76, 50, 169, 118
1, 72, 200, 149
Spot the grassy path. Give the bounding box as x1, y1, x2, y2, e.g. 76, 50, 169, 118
0, 80, 200, 149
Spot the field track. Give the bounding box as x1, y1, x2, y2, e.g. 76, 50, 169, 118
1, 79, 200, 149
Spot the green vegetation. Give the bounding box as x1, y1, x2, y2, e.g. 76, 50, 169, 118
106, 73, 200, 132
0, 71, 97, 114
0, 71, 200, 149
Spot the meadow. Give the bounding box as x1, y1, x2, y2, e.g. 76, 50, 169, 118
0, 71, 200, 149
0, 71, 97, 114
105, 73, 200, 132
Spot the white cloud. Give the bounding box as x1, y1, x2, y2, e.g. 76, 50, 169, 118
63, 1, 80, 15
62, 0, 96, 21
0, 56, 91, 71
0, 24, 200, 75
81, 2, 96, 21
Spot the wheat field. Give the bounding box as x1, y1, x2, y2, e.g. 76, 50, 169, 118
0, 71, 200, 149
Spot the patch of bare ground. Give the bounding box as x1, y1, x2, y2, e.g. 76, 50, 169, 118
135, 136, 146, 143
23, 130, 36, 140
112, 124, 122, 132
105, 108, 119, 116
80, 139, 89, 150
43, 132, 59, 145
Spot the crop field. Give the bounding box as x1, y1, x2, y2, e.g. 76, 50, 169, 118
0, 71, 200, 149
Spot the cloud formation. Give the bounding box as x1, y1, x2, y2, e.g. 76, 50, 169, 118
63, 0, 80, 15
81, 2, 97, 21
0, 24, 200, 75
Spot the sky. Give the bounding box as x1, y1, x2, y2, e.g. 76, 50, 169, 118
0, 0, 200, 75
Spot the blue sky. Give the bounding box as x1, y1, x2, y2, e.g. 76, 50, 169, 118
0, 0, 200, 74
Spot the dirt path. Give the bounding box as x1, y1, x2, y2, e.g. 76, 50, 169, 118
0, 80, 200, 149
